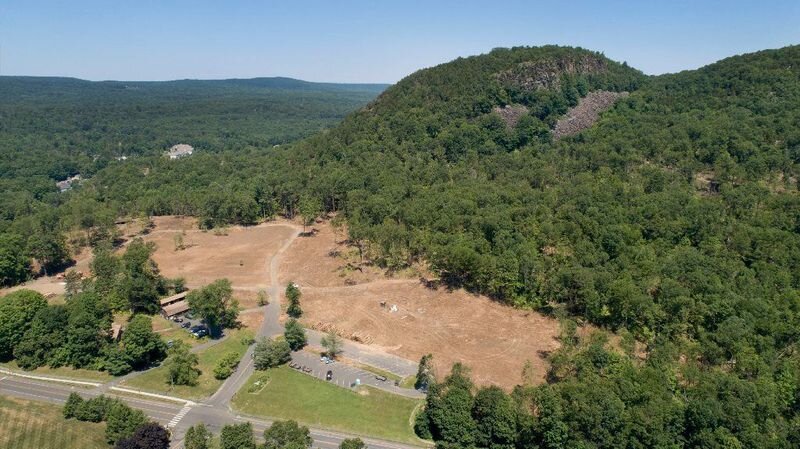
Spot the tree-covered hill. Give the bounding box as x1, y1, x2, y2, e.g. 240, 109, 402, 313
0, 76, 385, 201
4, 44, 800, 447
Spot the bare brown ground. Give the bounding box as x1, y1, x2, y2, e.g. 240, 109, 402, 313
280, 220, 561, 389
143, 217, 295, 290
0, 246, 93, 298
238, 308, 265, 330
279, 221, 386, 288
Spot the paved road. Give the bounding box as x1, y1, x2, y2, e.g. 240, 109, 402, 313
0, 375, 423, 449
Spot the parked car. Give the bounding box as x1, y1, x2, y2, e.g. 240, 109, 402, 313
303, 367, 312, 373
326, 370, 333, 381
173, 317, 184, 323
375, 375, 387, 382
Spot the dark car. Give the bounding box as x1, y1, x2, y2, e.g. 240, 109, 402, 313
375, 375, 388, 382
326, 370, 333, 381
181, 322, 191, 329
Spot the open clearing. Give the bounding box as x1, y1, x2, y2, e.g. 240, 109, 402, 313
144, 216, 296, 290
282, 220, 561, 389
232, 366, 423, 444
0, 395, 108, 449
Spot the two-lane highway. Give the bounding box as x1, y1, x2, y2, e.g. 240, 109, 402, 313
0, 374, 424, 449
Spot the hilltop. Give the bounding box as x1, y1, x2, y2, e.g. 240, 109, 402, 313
2, 44, 800, 447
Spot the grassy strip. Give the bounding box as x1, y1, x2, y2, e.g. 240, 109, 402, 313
0, 394, 108, 449
0, 361, 112, 383
354, 362, 402, 382
123, 328, 253, 400
231, 366, 425, 444
399, 375, 418, 389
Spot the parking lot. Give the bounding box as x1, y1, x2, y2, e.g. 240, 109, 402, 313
288, 351, 423, 398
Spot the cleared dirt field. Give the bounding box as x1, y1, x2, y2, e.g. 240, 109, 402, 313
144, 216, 296, 290
281, 221, 561, 389
279, 221, 385, 287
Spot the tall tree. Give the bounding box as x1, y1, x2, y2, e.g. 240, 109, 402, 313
184, 424, 211, 449
0, 233, 30, 286
253, 338, 291, 370
0, 289, 47, 360
164, 341, 200, 386
472, 386, 517, 449
262, 420, 313, 449
121, 314, 167, 370
106, 402, 148, 444
187, 279, 239, 337
284, 318, 307, 351
285, 282, 302, 318
320, 331, 343, 359
415, 353, 434, 390
120, 239, 164, 313
220, 422, 256, 449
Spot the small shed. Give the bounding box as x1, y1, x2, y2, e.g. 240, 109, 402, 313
160, 291, 190, 318
161, 300, 190, 318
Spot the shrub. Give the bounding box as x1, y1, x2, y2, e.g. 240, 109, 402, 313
213, 352, 240, 380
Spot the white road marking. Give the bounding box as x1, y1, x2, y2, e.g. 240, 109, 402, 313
168, 404, 193, 428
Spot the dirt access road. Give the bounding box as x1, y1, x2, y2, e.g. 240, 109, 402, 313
280, 220, 562, 389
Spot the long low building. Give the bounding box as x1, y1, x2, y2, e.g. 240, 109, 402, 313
161, 291, 190, 318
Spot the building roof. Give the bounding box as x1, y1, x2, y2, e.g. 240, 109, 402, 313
160, 291, 189, 306
166, 144, 194, 158
162, 300, 190, 317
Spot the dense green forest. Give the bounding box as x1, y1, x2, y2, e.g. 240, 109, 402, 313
3, 44, 800, 447
0, 76, 385, 279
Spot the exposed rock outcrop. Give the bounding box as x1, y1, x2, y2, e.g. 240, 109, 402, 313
495, 55, 608, 92
492, 104, 529, 128
553, 90, 628, 139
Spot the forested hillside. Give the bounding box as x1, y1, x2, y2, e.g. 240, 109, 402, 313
3, 44, 800, 446
0, 76, 385, 280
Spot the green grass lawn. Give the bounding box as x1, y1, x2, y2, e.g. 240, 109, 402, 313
0, 395, 108, 449
0, 361, 113, 383
123, 328, 253, 400
232, 366, 425, 444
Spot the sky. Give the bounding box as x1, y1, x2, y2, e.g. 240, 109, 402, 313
1, 1, 798, 84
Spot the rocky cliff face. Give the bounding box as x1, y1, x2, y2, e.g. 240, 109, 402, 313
552, 90, 628, 139
494, 54, 608, 92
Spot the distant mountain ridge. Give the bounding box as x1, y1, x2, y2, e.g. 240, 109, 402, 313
0, 75, 388, 101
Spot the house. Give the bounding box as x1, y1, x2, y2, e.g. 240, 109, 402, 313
56, 174, 82, 192
166, 144, 194, 159
160, 291, 190, 318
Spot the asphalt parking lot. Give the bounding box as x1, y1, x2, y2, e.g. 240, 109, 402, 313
289, 351, 413, 394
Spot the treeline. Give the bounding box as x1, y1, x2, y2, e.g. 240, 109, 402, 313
63, 393, 170, 449
416, 332, 800, 448
0, 287, 166, 375
0, 240, 176, 375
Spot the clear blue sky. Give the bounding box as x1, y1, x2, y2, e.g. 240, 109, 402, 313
1, 0, 798, 83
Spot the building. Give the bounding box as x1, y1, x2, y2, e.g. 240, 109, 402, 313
56, 174, 82, 193
166, 144, 194, 159
160, 291, 190, 318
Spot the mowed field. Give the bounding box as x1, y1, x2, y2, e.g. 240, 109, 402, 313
281, 220, 562, 389
0, 395, 108, 449
232, 366, 422, 444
